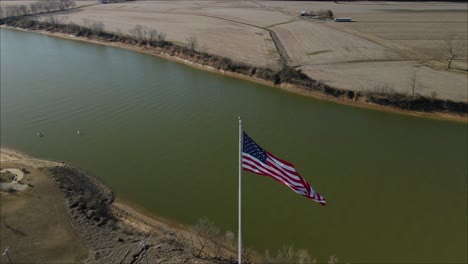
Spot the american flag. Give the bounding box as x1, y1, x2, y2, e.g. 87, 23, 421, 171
242, 132, 326, 206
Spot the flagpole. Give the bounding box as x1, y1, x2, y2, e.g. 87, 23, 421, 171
238, 116, 242, 264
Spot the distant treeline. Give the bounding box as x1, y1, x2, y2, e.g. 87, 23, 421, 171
0, 0, 76, 19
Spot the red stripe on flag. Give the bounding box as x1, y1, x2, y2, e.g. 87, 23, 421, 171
243, 154, 303, 186
242, 133, 326, 206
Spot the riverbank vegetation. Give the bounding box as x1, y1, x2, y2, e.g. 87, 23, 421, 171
1, 9, 466, 116
0, 0, 76, 18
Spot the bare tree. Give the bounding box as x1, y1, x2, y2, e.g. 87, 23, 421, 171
147, 29, 158, 45
82, 19, 104, 33
277, 245, 295, 264
130, 24, 144, 41
7, 6, 21, 17
18, 5, 29, 16
30, 2, 41, 14
445, 39, 462, 69
157, 32, 166, 42
187, 35, 198, 51
190, 217, 219, 257
409, 70, 417, 96
90, 20, 104, 33
59, 0, 76, 11
46, 15, 60, 26
297, 249, 312, 264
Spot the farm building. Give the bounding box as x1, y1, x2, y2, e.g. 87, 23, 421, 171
335, 17, 352, 22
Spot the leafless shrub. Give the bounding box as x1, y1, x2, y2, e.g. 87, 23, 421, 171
223, 230, 236, 248
242, 247, 254, 263
190, 217, 219, 257
328, 254, 339, 264
297, 249, 313, 264
277, 245, 295, 264
264, 246, 317, 263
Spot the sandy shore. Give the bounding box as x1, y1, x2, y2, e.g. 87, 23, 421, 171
0, 148, 239, 263
1, 25, 466, 123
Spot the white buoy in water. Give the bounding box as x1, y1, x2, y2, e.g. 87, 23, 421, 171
37, 132, 44, 137
77, 130, 82, 135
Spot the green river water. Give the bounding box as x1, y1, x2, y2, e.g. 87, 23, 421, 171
1, 28, 467, 263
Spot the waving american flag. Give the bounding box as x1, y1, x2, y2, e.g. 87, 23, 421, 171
242, 132, 326, 206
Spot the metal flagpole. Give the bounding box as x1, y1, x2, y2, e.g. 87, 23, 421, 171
238, 117, 242, 264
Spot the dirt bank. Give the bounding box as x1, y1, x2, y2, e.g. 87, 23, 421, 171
0, 149, 242, 264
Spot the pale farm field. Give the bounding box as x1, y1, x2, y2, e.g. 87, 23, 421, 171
0, 0, 98, 8
301, 61, 468, 101
47, 5, 280, 67
271, 20, 400, 65
3, 0, 467, 102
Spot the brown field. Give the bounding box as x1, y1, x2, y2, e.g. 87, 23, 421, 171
47, 2, 282, 67
3, 0, 467, 102
301, 61, 468, 101
271, 20, 400, 65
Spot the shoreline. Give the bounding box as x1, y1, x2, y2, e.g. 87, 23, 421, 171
0, 147, 201, 238
0, 147, 241, 263
2, 25, 467, 123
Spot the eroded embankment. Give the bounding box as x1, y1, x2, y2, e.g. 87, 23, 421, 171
1, 16, 467, 120
47, 166, 238, 264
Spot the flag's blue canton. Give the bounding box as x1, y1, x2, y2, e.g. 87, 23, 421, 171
243, 132, 267, 163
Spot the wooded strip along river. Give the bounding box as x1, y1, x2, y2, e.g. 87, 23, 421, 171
1, 28, 467, 263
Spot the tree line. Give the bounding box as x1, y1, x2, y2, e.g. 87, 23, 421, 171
1, 0, 76, 19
